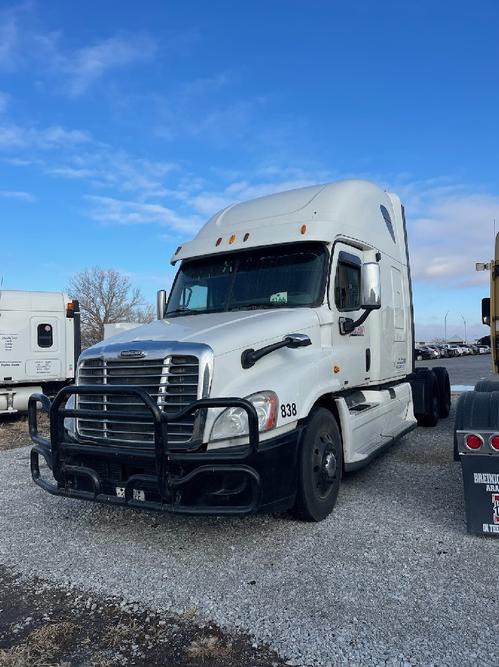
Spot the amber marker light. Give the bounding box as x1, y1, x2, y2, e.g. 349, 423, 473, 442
300, 224, 307, 235
229, 234, 236, 244
334, 366, 340, 374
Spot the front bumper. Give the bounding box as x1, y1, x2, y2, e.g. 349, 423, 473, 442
29, 385, 303, 515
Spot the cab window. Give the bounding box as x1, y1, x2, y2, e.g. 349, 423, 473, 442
335, 254, 361, 311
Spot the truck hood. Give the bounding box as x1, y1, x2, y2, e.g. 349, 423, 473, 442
84, 309, 320, 358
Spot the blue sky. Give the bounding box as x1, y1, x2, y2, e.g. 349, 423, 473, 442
1, 1, 497, 341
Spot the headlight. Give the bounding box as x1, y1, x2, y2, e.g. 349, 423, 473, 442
210, 391, 278, 441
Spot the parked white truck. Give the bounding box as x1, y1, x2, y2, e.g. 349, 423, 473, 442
29, 180, 450, 520
1, 290, 80, 414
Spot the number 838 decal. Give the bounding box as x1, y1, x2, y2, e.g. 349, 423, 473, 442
280, 402, 297, 418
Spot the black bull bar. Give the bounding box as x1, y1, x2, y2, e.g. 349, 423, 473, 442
28, 385, 301, 515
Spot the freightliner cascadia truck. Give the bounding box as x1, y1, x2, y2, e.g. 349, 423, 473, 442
0, 290, 80, 414
454, 234, 499, 535
29, 180, 451, 521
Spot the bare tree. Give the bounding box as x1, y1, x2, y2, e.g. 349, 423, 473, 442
67, 267, 155, 348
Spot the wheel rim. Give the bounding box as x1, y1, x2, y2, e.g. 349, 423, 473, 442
312, 432, 338, 499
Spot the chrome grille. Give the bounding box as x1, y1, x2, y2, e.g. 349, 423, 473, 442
76, 355, 200, 448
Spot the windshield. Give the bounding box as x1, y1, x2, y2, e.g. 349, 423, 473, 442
166, 242, 328, 317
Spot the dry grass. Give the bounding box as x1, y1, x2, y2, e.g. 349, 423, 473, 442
102, 616, 141, 648
185, 636, 233, 662
0, 622, 78, 667
0, 413, 49, 451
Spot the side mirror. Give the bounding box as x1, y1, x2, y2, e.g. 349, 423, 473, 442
285, 333, 312, 348
482, 297, 491, 326
361, 262, 381, 310
156, 289, 167, 320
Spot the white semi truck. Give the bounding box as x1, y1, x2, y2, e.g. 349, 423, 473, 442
29, 180, 450, 520
1, 290, 80, 414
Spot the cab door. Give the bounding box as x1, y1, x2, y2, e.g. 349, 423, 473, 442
330, 243, 372, 389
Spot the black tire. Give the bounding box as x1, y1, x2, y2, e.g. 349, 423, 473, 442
432, 366, 451, 418
414, 369, 440, 427
474, 379, 499, 393
292, 407, 342, 522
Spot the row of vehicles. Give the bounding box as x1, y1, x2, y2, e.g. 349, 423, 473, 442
415, 343, 490, 360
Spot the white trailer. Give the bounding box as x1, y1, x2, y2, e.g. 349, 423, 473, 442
30, 180, 449, 520
1, 290, 80, 414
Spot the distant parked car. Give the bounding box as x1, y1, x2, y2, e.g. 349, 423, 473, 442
447, 346, 461, 357
478, 345, 491, 354
415, 347, 433, 361
426, 345, 441, 358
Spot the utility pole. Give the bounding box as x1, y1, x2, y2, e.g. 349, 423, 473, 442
444, 311, 449, 343
461, 314, 467, 343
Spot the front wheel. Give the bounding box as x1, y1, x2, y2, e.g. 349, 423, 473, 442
292, 407, 342, 522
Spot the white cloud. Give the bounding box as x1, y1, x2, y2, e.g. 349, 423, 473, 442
0, 124, 24, 148
0, 190, 35, 202
406, 189, 499, 287
0, 123, 91, 149
0, 5, 157, 97
48, 149, 179, 199
0, 116, 178, 200
85, 195, 202, 234
63, 35, 157, 97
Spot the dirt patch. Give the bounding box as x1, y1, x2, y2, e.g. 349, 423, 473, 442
0, 566, 286, 667
0, 413, 49, 452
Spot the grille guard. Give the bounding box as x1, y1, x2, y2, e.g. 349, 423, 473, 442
28, 384, 263, 515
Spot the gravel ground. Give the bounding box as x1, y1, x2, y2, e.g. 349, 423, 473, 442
0, 408, 497, 667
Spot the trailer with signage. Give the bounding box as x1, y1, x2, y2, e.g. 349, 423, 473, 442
0, 290, 80, 414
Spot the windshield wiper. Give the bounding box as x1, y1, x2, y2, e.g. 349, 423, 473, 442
228, 303, 278, 311
166, 307, 226, 317
165, 308, 193, 317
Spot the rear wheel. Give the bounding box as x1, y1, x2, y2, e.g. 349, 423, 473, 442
292, 407, 342, 522
432, 366, 451, 418
413, 369, 440, 427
